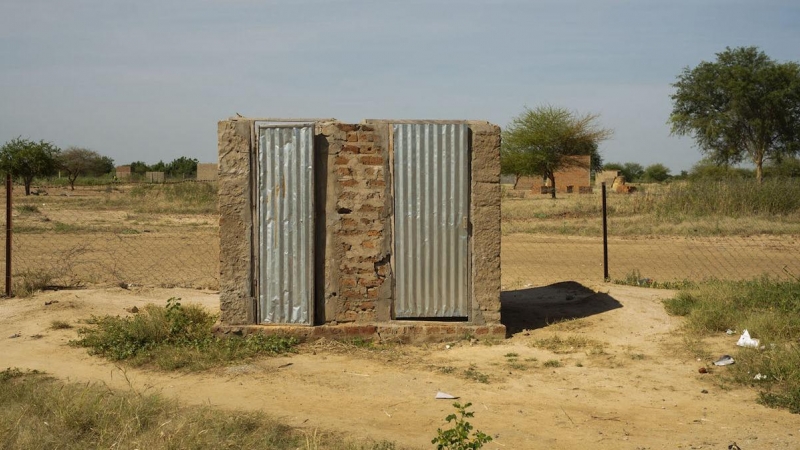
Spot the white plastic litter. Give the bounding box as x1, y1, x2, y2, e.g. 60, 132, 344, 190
435, 392, 458, 399
713, 355, 735, 366
753, 373, 767, 381
736, 329, 760, 348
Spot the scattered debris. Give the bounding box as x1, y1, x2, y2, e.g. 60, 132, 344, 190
728, 443, 742, 450
8, 332, 21, 339
44, 300, 59, 306
713, 355, 735, 366
435, 391, 458, 399
753, 373, 767, 381
726, 329, 735, 335
125, 306, 139, 314
736, 329, 760, 348
698, 367, 708, 374
701, 389, 709, 394
277, 363, 293, 369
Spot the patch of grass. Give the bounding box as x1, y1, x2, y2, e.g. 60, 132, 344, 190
50, 320, 73, 330
0, 369, 398, 450
12, 269, 54, 297
530, 334, 604, 354
16, 204, 40, 214
436, 366, 456, 375
129, 182, 218, 214
504, 352, 519, 358
72, 298, 298, 371
543, 359, 562, 368
463, 364, 490, 384
613, 269, 696, 290
665, 278, 800, 413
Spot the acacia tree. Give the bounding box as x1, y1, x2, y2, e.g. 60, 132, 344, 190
642, 163, 671, 183
669, 46, 800, 183
58, 147, 113, 190
501, 105, 612, 198
0, 137, 60, 195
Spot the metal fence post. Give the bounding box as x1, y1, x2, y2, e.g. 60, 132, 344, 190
5, 173, 12, 297
602, 182, 609, 281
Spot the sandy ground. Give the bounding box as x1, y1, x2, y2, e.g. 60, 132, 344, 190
2, 284, 798, 449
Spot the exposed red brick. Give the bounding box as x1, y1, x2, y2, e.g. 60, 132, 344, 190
336, 167, 352, 177
358, 278, 383, 288
366, 230, 381, 237
359, 144, 376, 154
366, 288, 378, 299
334, 156, 350, 165
362, 240, 376, 249
357, 132, 374, 142
346, 132, 358, 142
341, 289, 363, 299
340, 179, 358, 187
340, 277, 357, 287
342, 145, 360, 154
360, 155, 383, 166
367, 180, 386, 188
360, 125, 374, 132
359, 301, 375, 311
337, 124, 358, 132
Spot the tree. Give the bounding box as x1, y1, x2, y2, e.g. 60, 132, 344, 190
130, 161, 149, 176
501, 105, 612, 198
58, 147, 114, 190
0, 137, 60, 195
641, 163, 671, 183
166, 156, 198, 178
669, 46, 800, 184
603, 162, 644, 183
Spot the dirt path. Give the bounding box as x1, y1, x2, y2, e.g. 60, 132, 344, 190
2, 285, 798, 449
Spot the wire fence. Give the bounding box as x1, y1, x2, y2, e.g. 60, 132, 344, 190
2, 179, 219, 295
3, 178, 800, 296
501, 181, 800, 289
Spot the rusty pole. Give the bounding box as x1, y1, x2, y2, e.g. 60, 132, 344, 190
602, 182, 609, 281
5, 173, 12, 297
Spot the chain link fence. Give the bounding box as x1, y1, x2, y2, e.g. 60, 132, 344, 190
4, 178, 800, 296
501, 180, 800, 289
2, 180, 219, 295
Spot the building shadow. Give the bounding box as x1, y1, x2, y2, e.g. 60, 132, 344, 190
500, 281, 623, 337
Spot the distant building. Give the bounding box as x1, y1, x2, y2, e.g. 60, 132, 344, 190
514, 155, 593, 194
196, 163, 218, 181
145, 171, 165, 183
116, 165, 132, 179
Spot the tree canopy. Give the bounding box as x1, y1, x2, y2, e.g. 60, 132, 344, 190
669, 46, 800, 183
603, 162, 644, 183
642, 163, 671, 183
0, 137, 61, 195
501, 105, 611, 198
58, 147, 114, 190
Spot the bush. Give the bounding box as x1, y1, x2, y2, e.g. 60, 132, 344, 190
432, 402, 492, 450
73, 298, 298, 370
664, 278, 800, 413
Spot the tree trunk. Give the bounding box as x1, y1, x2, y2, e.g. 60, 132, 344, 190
756, 157, 763, 185
549, 173, 557, 199
23, 177, 32, 196
513, 174, 521, 190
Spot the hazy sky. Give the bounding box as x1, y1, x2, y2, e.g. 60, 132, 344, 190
1, 0, 798, 173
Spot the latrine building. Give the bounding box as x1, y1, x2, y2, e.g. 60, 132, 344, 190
216, 117, 504, 342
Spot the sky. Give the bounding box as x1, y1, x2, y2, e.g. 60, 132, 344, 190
1, 0, 799, 174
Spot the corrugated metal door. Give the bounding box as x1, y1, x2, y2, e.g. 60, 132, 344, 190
256, 122, 314, 324
393, 123, 470, 318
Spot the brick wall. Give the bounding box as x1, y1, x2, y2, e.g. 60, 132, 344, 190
322, 123, 389, 323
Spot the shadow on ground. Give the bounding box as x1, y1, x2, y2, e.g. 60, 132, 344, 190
501, 281, 622, 336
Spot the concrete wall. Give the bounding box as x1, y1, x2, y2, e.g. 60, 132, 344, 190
217, 117, 503, 341
197, 163, 218, 181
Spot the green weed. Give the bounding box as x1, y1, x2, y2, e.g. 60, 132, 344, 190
431, 402, 492, 450
72, 297, 298, 371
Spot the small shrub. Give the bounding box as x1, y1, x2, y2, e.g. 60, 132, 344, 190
16, 204, 39, 214
431, 402, 492, 450
543, 359, 562, 368
50, 320, 73, 330
463, 365, 489, 384
73, 298, 298, 371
